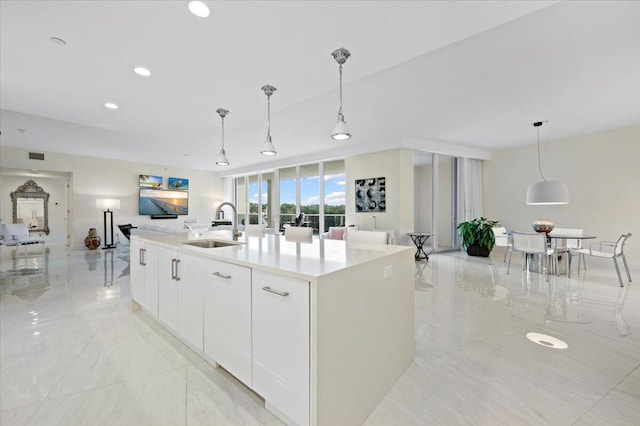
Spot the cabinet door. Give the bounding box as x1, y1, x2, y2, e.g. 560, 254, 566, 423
177, 252, 205, 351
130, 239, 145, 305
252, 270, 310, 426
203, 260, 252, 386
143, 243, 159, 318
157, 247, 178, 332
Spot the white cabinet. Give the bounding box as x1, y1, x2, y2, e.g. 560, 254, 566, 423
130, 238, 145, 305
131, 239, 158, 318
177, 252, 205, 351
157, 247, 179, 332
252, 270, 310, 426
203, 259, 252, 386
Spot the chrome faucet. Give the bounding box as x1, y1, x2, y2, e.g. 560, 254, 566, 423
215, 202, 242, 237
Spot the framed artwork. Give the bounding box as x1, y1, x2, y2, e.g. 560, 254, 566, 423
168, 177, 189, 190
139, 175, 163, 188
355, 177, 386, 212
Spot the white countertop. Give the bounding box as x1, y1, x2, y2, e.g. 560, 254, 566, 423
132, 230, 412, 280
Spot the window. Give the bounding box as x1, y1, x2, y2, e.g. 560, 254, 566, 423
279, 167, 296, 230
323, 160, 345, 232
300, 164, 319, 233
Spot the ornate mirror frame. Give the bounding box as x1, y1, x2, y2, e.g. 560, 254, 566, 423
10, 180, 50, 235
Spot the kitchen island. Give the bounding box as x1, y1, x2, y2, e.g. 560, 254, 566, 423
130, 231, 415, 426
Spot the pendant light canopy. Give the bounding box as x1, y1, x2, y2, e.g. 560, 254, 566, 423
525, 121, 569, 205
331, 47, 351, 140
260, 85, 277, 156
215, 108, 229, 166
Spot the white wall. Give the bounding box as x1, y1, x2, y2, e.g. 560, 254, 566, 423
346, 149, 414, 245
483, 124, 640, 262
413, 164, 432, 233
1, 146, 223, 249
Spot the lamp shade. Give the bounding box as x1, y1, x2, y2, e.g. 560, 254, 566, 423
96, 199, 121, 210
216, 149, 229, 166
261, 136, 277, 156
331, 117, 351, 140
526, 181, 569, 205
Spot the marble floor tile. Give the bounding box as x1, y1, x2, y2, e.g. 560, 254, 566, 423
0, 344, 85, 411
186, 362, 281, 425
27, 368, 187, 426
0, 402, 40, 426
48, 331, 186, 399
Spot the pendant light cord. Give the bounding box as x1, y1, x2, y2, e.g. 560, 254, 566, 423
338, 64, 344, 116
267, 94, 271, 138
535, 121, 548, 181
221, 115, 225, 150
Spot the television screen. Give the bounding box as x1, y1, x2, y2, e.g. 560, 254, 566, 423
139, 189, 188, 215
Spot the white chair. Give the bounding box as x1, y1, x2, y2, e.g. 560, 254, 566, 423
492, 226, 512, 262
1, 223, 45, 256
345, 229, 388, 244
574, 233, 632, 287
507, 232, 557, 281
284, 226, 313, 242
548, 228, 585, 277
245, 224, 266, 236
321, 226, 347, 240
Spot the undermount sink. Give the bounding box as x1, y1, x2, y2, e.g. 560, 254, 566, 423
181, 239, 241, 249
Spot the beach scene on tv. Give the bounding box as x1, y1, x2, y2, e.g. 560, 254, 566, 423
139, 189, 188, 215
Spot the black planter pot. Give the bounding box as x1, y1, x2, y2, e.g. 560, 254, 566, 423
466, 244, 491, 257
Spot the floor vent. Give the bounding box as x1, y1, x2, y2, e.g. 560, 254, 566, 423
28, 152, 45, 160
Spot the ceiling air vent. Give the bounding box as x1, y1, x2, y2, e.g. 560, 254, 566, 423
28, 152, 45, 161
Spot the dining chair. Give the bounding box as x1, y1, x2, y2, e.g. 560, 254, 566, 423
345, 229, 388, 244
492, 226, 512, 262
507, 232, 557, 281
548, 228, 585, 277
245, 224, 266, 236
284, 226, 313, 242
574, 233, 632, 287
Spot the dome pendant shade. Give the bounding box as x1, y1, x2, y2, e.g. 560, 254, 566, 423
526, 180, 569, 205
331, 114, 350, 140
261, 135, 277, 156
216, 149, 229, 166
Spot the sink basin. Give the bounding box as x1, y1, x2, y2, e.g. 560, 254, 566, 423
181, 240, 240, 249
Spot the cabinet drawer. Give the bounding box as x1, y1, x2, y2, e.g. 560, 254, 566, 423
203, 259, 252, 386
203, 259, 251, 284
252, 270, 310, 426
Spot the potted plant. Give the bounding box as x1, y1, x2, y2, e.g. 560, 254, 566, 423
457, 217, 500, 257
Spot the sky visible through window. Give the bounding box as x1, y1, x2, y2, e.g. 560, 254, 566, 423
250, 174, 345, 207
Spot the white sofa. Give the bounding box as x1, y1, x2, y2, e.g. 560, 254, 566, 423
129, 224, 183, 236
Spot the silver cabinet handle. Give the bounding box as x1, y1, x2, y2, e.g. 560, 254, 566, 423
174, 258, 181, 281
262, 286, 289, 297
212, 272, 232, 279
139, 248, 145, 266
171, 258, 176, 280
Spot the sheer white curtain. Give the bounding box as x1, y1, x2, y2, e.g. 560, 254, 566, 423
457, 158, 483, 223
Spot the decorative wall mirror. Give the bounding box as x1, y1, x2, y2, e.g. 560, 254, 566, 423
11, 180, 50, 235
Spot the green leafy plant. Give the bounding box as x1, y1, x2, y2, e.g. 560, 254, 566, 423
457, 217, 500, 251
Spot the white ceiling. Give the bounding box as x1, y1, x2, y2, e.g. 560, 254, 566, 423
1, 1, 639, 173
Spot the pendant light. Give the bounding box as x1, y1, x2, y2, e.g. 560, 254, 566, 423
331, 47, 351, 140
260, 85, 277, 156
216, 108, 229, 166
525, 121, 569, 205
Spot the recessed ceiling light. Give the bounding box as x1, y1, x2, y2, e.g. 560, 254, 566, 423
188, 1, 210, 18
49, 36, 67, 45
104, 102, 119, 110
526, 332, 568, 349
134, 66, 151, 77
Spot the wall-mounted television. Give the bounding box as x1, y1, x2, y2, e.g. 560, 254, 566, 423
139, 188, 188, 216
